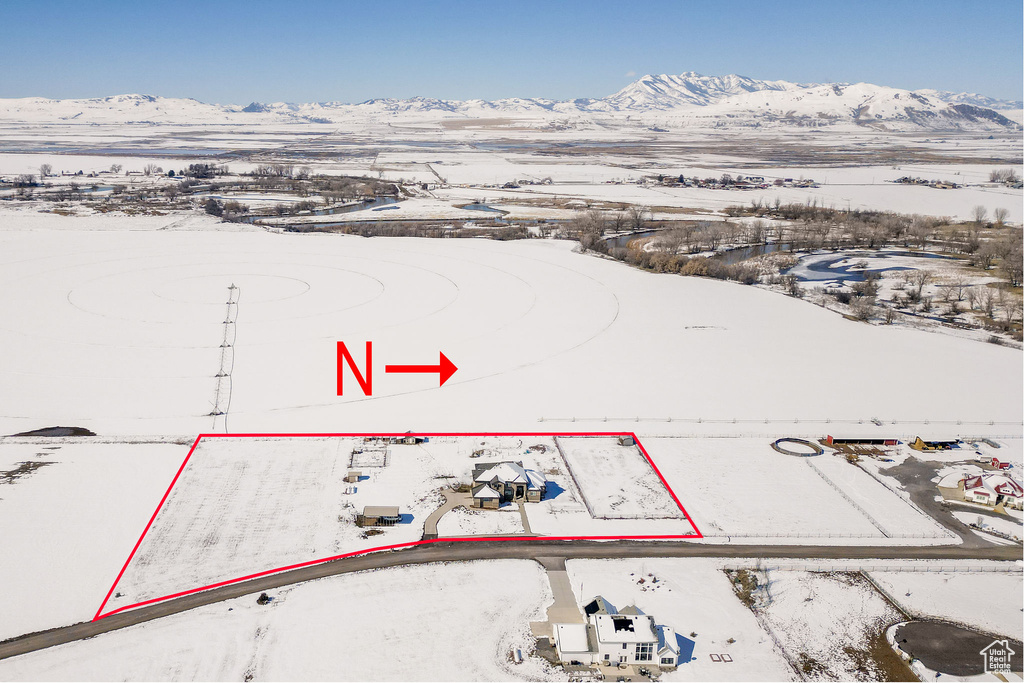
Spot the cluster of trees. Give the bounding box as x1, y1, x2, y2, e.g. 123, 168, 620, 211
603, 246, 763, 285
251, 164, 307, 178
569, 207, 653, 252
283, 221, 530, 241
203, 198, 249, 219
183, 163, 229, 179
989, 168, 1020, 184
821, 265, 1022, 336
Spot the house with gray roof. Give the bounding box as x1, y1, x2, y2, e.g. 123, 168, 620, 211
471, 461, 546, 508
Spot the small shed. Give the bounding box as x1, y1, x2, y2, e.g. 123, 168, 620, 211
909, 436, 961, 452
345, 470, 362, 483
618, 435, 635, 447
357, 506, 401, 526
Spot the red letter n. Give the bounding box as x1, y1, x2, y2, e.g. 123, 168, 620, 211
337, 341, 372, 396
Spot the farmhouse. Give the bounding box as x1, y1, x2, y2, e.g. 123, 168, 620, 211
553, 598, 682, 669
962, 473, 1023, 510
471, 461, 546, 508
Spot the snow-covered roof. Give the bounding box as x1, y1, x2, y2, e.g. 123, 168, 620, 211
583, 596, 615, 616
471, 483, 500, 499
964, 473, 1023, 499
554, 623, 591, 654
362, 506, 399, 518
657, 625, 679, 655
474, 461, 546, 489
594, 614, 657, 644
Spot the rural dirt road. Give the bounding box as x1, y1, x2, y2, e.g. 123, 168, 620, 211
1, 539, 1020, 661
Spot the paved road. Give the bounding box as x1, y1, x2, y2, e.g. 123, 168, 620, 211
882, 456, 995, 549
1, 539, 1020, 662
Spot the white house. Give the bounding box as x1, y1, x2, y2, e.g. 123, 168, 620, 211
963, 473, 1023, 510
471, 461, 546, 508
552, 598, 681, 669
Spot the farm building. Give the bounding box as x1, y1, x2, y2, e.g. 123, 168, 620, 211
356, 506, 401, 526
470, 461, 546, 508
962, 474, 1023, 510
825, 435, 899, 446
909, 436, 961, 451
553, 597, 683, 669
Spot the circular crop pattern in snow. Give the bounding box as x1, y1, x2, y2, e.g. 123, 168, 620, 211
63, 257, 388, 328
153, 273, 311, 305
0, 231, 622, 427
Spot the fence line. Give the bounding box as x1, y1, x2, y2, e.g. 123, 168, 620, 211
552, 436, 595, 519
721, 562, 1019, 573
539, 417, 1022, 428
804, 459, 892, 537
859, 571, 914, 619
854, 462, 958, 539
704, 532, 942, 536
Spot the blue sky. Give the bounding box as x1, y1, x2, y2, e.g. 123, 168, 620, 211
1, 0, 1021, 103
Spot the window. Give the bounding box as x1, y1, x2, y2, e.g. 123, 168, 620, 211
604, 654, 610, 662
661, 657, 674, 665
622, 643, 627, 649
635, 642, 653, 661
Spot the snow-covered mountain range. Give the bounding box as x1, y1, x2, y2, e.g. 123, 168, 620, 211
1, 73, 1019, 131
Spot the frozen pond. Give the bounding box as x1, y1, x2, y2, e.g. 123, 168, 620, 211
785, 249, 959, 283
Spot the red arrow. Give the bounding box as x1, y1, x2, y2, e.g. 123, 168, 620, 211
385, 352, 458, 386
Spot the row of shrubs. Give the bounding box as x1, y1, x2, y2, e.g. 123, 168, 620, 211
606, 246, 762, 284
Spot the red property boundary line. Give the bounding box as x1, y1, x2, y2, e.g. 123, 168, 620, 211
93, 431, 702, 621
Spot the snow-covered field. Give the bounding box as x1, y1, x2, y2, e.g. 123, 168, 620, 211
867, 570, 1024, 640
0, 215, 1018, 437
436, 505, 525, 536
0, 439, 187, 640
647, 438, 953, 542
556, 436, 685, 519
0, 560, 558, 681
749, 570, 904, 680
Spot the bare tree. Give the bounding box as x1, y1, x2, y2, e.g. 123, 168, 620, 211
850, 297, 876, 321
981, 288, 997, 318
571, 209, 609, 253
993, 207, 1009, 227
1002, 240, 1024, 287
110, 164, 123, 174
627, 205, 652, 231
964, 286, 980, 311
912, 269, 932, 298
972, 205, 988, 225
143, 163, 162, 176
39, 163, 52, 179
949, 275, 969, 301
747, 219, 768, 245
608, 211, 628, 233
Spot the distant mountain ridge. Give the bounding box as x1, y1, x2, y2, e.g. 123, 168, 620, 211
1, 73, 1019, 132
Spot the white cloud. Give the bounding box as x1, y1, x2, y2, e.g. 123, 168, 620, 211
624, 70, 636, 78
